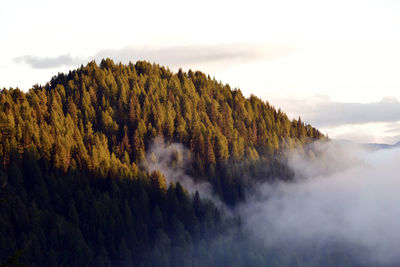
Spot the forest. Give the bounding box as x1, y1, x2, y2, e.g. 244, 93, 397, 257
0, 59, 333, 266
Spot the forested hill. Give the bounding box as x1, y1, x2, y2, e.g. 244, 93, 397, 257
1, 59, 322, 198
0, 59, 324, 266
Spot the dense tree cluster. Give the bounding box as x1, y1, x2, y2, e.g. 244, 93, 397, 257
0, 59, 322, 204
0, 151, 231, 266
0, 59, 326, 266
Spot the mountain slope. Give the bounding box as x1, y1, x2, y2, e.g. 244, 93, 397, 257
0, 59, 323, 203
0, 59, 324, 266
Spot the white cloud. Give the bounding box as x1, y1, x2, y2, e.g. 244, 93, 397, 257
14, 43, 294, 71
14, 54, 80, 69
274, 96, 400, 127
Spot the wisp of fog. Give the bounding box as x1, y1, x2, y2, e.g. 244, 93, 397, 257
144, 137, 220, 203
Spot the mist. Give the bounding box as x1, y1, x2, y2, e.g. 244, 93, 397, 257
240, 140, 400, 265
144, 138, 400, 265
144, 137, 219, 203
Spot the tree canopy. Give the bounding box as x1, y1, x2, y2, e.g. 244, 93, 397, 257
0, 59, 331, 266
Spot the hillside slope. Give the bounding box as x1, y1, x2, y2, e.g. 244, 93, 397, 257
0, 59, 324, 266
0, 59, 322, 203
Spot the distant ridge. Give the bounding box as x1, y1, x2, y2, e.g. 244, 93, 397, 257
335, 139, 400, 150
366, 141, 400, 150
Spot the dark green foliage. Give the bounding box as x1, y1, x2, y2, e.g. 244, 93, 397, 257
0, 153, 225, 266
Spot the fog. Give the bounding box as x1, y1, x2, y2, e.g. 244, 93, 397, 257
144, 137, 222, 205
145, 138, 400, 265
241, 141, 400, 265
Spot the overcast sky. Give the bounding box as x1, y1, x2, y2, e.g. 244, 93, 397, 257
1, 0, 400, 143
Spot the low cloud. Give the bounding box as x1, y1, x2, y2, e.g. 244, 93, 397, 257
146, 137, 400, 265
14, 54, 79, 69
239, 141, 400, 265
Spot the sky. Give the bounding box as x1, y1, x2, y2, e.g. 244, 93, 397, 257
1, 0, 400, 143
